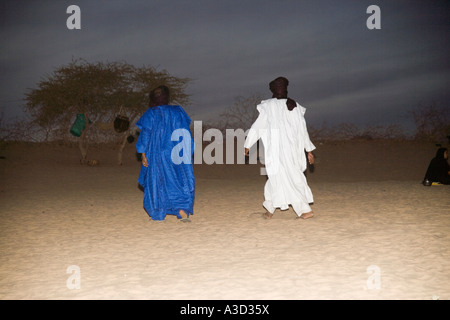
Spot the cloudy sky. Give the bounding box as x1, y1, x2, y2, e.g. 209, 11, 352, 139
1, 0, 449, 132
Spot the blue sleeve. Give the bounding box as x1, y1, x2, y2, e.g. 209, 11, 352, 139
178, 106, 192, 130
136, 111, 152, 154
136, 128, 150, 154
176, 107, 194, 154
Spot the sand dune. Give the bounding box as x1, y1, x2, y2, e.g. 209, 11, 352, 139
0, 140, 448, 300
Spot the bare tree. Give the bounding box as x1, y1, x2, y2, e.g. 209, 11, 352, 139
219, 93, 264, 130
1, 112, 44, 143
409, 103, 450, 142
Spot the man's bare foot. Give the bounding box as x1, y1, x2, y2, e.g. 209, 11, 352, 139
179, 210, 191, 222
179, 210, 188, 218
298, 211, 314, 220
263, 212, 273, 220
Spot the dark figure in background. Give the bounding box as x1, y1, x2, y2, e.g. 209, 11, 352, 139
423, 147, 450, 185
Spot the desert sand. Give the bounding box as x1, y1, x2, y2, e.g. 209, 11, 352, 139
0, 139, 449, 300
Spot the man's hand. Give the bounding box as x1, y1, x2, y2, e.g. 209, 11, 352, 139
307, 152, 314, 165
244, 148, 250, 156
142, 153, 149, 167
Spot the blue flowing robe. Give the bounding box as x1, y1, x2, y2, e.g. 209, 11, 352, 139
136, 105, 195, 220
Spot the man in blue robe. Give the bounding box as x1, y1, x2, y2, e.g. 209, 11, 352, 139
136, 85, 195, 222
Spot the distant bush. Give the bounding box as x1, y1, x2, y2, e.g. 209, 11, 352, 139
409, 103, 449, 143
309, 122, 408, 141
309, 103, 449, 143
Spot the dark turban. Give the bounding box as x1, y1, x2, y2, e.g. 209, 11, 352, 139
269, 77, 289, 93
149, 85, 170, 107
269, 77, 296, 111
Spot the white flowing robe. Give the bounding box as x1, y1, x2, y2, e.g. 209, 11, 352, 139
244, 98, 316, 216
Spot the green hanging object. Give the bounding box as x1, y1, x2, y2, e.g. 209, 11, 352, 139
70, 114, 87, 137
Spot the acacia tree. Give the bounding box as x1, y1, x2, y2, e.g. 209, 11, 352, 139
25, 59, 190, 164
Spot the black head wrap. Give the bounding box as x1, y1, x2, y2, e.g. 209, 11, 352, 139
149, 85, 170, 107
435, 147, 448, 159
269, 77, 289, 94
269, 77, 296, 111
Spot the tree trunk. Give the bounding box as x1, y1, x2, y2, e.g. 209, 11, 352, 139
117, 131, 129, 166
79, 114, 89, 164
117, 114, 137, 166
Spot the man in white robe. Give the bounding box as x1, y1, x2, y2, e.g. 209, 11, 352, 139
244, 77, 315, 219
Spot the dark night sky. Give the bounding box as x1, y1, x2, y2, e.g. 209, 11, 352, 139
1, 0, 449, 132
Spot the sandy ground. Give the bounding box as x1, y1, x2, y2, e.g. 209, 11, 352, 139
0, 140, 449, 300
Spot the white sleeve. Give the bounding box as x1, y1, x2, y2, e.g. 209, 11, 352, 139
302, 117, 316, 152
244, 107, 267, 149
297, 104, 315, 152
